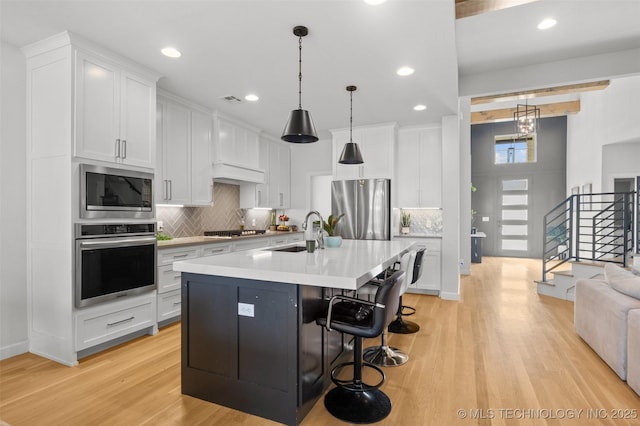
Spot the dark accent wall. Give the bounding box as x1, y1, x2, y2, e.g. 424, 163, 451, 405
471, 116, 567, 257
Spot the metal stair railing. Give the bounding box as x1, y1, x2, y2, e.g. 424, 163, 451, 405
542, 191, 635, 283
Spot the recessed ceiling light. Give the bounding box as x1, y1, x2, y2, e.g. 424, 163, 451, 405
364, 0, 387, 5
161, 47, 181, 58
245, 94, 259, 102
397, 66, 415, 76
537, 18, 557, 30
414, 104, 427, 111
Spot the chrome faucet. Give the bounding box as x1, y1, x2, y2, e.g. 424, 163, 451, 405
302, 211, 325, 249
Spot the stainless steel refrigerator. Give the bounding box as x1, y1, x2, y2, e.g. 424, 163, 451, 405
331, 179, 391, 240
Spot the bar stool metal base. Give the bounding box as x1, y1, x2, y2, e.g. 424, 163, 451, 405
324, 386, 391, 424
388, 317, 420, 334
363, 345, 409, 367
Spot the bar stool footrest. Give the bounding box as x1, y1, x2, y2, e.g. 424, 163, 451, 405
330, 360, 385, 390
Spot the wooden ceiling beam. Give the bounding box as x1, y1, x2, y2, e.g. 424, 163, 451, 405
471, 100, 581, 124
455, 0, 539, 20
471, 81, 609, 105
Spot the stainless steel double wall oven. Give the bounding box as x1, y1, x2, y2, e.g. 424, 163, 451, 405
75, 164, 157, 308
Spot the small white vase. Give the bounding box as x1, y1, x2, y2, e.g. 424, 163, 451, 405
325, 235, 342, 248
401, 227, 410, 234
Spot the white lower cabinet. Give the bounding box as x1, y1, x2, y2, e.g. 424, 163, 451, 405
396, 237, 442, 294
157, 289, 182, 324
156, 236, 303, 325
75, 293, 157, 351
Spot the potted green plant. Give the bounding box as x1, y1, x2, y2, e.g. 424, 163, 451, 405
323, 213, 344, 248
400, 211, 411, 234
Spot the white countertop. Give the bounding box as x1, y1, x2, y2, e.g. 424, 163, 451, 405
173, 239, 415, 290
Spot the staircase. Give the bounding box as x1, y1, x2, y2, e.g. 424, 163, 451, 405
537, 191, 638, 301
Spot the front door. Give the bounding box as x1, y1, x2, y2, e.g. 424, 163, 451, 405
495, 177, 533, 257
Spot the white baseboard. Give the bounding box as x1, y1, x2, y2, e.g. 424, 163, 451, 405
439, 291, 460, 301
0, 339, 29, 360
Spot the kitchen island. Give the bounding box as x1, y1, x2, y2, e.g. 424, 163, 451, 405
173, 239, 414, 425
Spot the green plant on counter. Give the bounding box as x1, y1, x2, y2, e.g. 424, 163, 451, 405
322, 214, 345, 236
400, 211, 411, 227
156, 232, 173, 241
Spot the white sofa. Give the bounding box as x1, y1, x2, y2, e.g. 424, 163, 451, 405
574, 263, 640, 396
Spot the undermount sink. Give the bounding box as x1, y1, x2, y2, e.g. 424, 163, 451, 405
268, 246, 307, 253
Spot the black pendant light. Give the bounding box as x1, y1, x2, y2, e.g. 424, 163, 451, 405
281, 26, 318, 143
338, 85, 364, 164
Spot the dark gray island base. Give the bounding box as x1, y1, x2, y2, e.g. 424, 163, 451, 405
181, 272, 346, 425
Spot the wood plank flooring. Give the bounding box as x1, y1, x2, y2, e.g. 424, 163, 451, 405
1, 257, 639, 425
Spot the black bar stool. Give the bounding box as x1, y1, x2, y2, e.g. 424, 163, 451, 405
357, 251, 413, 366
388, 247, 425, 334
316, 270, 405, 424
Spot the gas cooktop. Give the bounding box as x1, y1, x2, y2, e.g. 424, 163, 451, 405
204, 229, 266, 238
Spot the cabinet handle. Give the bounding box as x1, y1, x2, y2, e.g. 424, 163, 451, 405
115, 139, 121, 159
173, 301, 182, 306
107, 316, 134, 327
173, 253, 189, 259
174, 273, 181, 279
121, 140, 127, 159
163, 180, 168, 200
279, 192, 283, 206
168, 180, 172, 200
208, 248, 225, 253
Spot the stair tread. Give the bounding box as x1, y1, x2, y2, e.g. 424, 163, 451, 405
552, 270, 573, 277
535, 280, 555, 287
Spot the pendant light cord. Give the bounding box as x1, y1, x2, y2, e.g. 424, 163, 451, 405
298, 35, 303, 109
349, 90, 353, 143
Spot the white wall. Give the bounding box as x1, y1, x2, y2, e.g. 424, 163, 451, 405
441, 114, 461, 300
567, 75, 640, 194
602, 141, 640, 192
1, 41, 28, 359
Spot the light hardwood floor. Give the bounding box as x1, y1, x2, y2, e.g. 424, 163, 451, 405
1, 257, 639, 425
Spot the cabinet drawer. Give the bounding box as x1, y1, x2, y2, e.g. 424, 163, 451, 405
288, 233, 304, 243
233, 238, 269, 251
270, 235, 290, 246
75, 297, 155, 351
158, 247, 199, 266
157, 289, 181, 323
158, 264, 182, 293
200, 243, 232, 257
413, 240, 441, 252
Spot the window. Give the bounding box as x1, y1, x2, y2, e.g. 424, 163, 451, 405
494, 134, 536, 164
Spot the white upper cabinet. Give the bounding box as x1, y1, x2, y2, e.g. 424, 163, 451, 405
396, 126, 442, 208
75, 50, 156, 168
268, 141, 291, 209
212, 114, 265, 183
332, 123, 396, 180
240, 136, 290, 209
156, 92, 212, 207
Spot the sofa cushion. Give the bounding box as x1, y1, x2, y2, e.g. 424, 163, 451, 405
575, 279, 640, 380
604, 263, 640, 299
627, 310, 640, 396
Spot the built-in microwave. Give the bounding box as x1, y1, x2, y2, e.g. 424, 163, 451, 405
80, 164, 154, 219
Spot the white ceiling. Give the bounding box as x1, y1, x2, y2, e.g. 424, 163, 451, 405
2, 0, 639, 139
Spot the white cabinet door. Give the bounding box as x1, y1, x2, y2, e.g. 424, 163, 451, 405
216, 118, 235, 164
75, 51, 120, 163
240, 136, 271, 209
161, 100, 190, 205
402, 238, 441, 292
361, 126, 394, 179
396, 130, 420, 207
157, 94, 213, 206
396, 127, 442, 208
190, 110, 213, 206
75, 50, 155, 168
119, 70, 156, 168
418, 127, 442, 207
269, 141, 291, 208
